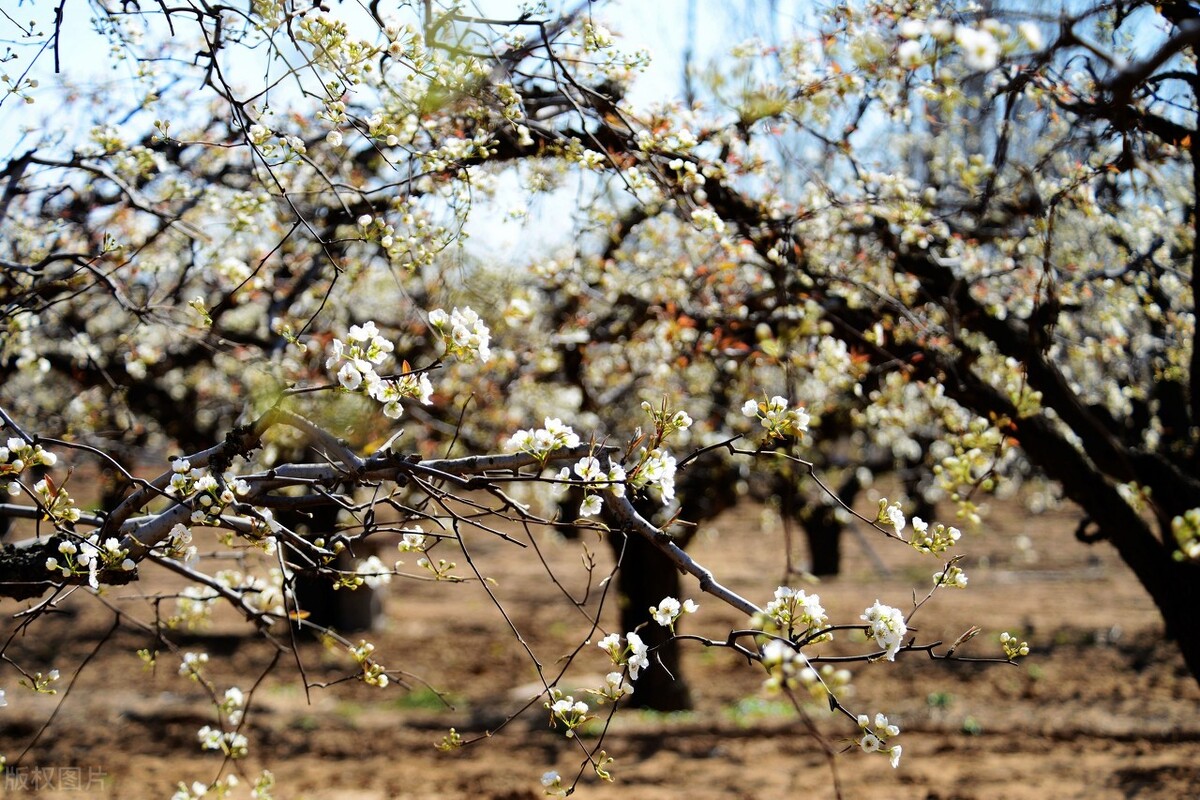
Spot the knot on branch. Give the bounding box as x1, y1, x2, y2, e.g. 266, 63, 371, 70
1075, 516, 1106, 544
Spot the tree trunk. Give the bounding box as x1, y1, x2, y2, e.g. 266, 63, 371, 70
284, 503, 382, 634
803, 504, 843, 577
1101, 519, 1200, 683
609, 529, 692, 711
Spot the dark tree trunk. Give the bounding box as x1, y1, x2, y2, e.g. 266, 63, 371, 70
798, 469, 866, 577
802, 504, 843, 577
1101, 518, 1200, 682
608, 529, 692, 711
559, 457, 739, 711
283, 503, 381, 634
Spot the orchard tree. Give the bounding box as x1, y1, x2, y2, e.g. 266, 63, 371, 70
459, 0, 1200, 701
0, 0, 1194, 796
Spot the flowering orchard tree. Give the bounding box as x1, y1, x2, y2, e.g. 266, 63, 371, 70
0, 0, 1194, 794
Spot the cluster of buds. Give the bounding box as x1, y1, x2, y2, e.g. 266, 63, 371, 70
640, 399, 693, 445
545, 691, 591, 737
999, 631, 1030, 660
167, 459, 251, 525
1, 438, 58, 496
909, 516, 961, 553
349, 640, 389, 687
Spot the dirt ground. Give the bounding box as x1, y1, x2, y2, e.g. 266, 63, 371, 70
3, 493, 1200, 800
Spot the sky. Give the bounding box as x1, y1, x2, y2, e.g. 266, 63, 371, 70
0, 0, 807, 155
0, 0, 792, 267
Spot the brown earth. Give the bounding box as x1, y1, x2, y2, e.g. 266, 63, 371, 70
2, 495, 1199, 800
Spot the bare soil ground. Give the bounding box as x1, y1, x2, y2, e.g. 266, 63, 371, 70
3, 496, 1199, 799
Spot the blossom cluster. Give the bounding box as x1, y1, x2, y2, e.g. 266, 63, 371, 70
598, 631, 650, 680
172, 568, 287, 628
894, 17, 1042, 73
397, 525, 429, 553
505, 418, 581, 459
857, 712, 902, 768
170, 775, 246, 800
350, 640, 389, 687
0, 438, 58, 496
558, 454, 626, 517
33, 477, 82, 525
861, 600, 908, 661
162, 523, 198, 564
540, 771, 568, 798
589, 671, 634, 703
173, 585, 219, 629
428, 306, 491, 363
742, 396, 810, 440
45, 534, 135, 588
178, 651, 209, 680
546, 692, 590, 737
326, 321, 433, 419
1171, 508, 1200, 561
760, 638, 809, 693
909, 516, 961, 554
762, 586, 830, 642
794, 662, 854, 704
350, 555, 393, 590
877, 499, 906, 534
933, 564, 968, 589
197, 724, 249, 759
192, 683, 253, 765
649, 595, 698, 632
626, 447, 678, 503
167, 458, 253, 526
218, 687, 246, 725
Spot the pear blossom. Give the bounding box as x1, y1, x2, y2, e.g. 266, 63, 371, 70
505, 418, 580, 457
764, 586, 830, 639
579, 494, 603, 517
598, 631, 650, 680
861, 600, 908, 661
398, 527, 428, 552
1018, 22, 1044, 51
955, 25, 1000, 71
742, 395, 810, 439
428, 306, 491, 362
897, 39, 923, 68
650, 596, 680, 626
541, 771, 567, 797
